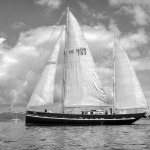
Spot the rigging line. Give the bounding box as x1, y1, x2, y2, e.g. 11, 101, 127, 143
114, 35, 127, 55
56, 10, 66, 25
9, 10, 66, 112
9, 111, 25, 114
9, 48, 46, 112
61, 4, 70, 113
9, 112, 18, 119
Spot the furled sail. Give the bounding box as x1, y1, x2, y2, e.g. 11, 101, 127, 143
27, 27, 64, 108
63, 8, 107, 108
114, 36, 148, 110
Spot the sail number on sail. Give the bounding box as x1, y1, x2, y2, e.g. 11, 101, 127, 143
69, 48, 86, 55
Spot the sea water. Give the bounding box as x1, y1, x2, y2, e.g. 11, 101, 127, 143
0, 119, 150, 150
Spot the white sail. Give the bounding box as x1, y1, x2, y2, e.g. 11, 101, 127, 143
114, 37, 148, 110
27, 27, 64, 108
63, 9, 107, 108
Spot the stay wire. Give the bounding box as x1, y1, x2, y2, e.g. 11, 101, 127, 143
9, 10, 66, 112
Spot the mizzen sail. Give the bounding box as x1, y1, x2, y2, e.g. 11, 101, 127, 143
114, 36, 148, 110
27, 27, 64, 108
63, 8, 107, 108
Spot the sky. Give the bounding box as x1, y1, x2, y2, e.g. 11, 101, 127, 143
0, 0, 150, 113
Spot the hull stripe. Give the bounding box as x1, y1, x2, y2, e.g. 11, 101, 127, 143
26, 115, 135, 121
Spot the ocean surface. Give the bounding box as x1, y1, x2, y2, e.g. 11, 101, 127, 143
0, 119, 150, 150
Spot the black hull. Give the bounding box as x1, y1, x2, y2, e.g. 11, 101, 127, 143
25, 111, 146, 126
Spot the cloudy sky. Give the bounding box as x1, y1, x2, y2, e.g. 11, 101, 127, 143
0, 0, 150, 113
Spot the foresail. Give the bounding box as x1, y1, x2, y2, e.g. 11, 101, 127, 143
64, 10, 107, 108
114, 37, 147, 110
27, 27, 64, 108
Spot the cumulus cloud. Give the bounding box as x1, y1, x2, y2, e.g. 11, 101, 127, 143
109, 0, 150, 28
19, 26, 55, 46
78, 1, 108, 25
0, 37, 6, 44
132, 58, 150, 71
119, 29, 149, 53
131, 6, 150, 26
109, 0, 150, 8
118, 6, 150, 26
34, 0, 63, 9
0, 37, 7, 55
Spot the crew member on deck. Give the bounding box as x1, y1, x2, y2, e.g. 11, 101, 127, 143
105, 110, 108, 115
45, 109, 47, 113
110, 108, 112, 114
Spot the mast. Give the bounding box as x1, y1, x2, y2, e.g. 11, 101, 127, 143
61, 3, 70, 113
112, 35, 116, 113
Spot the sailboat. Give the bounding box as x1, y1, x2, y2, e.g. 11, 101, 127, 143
23, 5, 148, 126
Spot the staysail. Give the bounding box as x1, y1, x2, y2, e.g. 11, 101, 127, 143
27, 27, 64, 108
63, 8, 107, 108
114, 36, 148, 110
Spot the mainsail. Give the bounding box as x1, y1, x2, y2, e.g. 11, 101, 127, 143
63, 8, 107, 108
114, 36, 148, 110
27, 27, 64, 108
